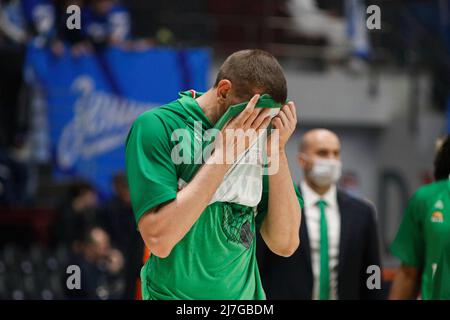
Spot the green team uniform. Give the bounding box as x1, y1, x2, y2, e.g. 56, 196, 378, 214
432, 238, 450, 299
125, 91, 303, 300
390, 179, 450, 299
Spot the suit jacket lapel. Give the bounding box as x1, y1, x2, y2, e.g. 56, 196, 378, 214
337, 191, 351, 281
301, 208, 312, 272
298, 186, 312, 276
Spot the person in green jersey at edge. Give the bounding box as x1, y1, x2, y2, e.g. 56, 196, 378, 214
390, 135, 450, 300
125, 49, 303, 300
432, 236, 450, 299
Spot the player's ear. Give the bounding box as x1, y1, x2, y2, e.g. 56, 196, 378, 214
298, 153, 308, 169
216, 79, 232, 103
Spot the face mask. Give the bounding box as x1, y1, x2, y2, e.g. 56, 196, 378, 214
307, 158, 342, 187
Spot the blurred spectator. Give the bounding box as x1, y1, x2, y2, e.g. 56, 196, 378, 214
84, 0, 130, 47
257, 129, 382, 300
65, 226, 125, 300
52, 181, 100, 245
99, 172, 143, 299
287, 0, 369, 70
0, 136, 31, 206
52, 0, 89, 56
287, 0, 345, 67
287, 0, 347, 53
0, 0, 59, 47
20, 0, 57, 46
0, 0, 27, 45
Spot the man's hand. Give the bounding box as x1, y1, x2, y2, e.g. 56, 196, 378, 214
389, 265, 421, 300
213, 94, 272, 164
267, 101, 297, 156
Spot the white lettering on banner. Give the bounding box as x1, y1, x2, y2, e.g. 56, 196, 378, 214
57, 89, 154, 169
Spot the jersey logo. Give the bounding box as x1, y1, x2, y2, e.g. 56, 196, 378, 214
221, 204, 255, 249
434, 200, 444, 210
431, 211, 444, 223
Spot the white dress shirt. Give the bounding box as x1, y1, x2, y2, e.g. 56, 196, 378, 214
301, 181, 341, 300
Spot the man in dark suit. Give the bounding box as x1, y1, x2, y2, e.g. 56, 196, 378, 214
257, 129, 382, 300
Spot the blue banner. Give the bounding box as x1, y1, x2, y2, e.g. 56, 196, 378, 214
25, 44, 211, 196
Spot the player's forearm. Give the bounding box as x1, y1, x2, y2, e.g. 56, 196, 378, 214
389, 266, 420, 300
261, 151, 301, 257
139, 153, 230, 258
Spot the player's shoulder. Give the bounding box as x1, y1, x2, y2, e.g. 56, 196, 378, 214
133, 99, 185, 128
406, 180, 448, 216
126, 100, 186, 148
414, 179, 448, 200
